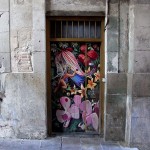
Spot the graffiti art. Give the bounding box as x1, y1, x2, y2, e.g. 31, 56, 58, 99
51, 42, 100, 133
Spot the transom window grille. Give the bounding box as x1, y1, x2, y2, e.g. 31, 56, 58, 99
49, 17, 102, 42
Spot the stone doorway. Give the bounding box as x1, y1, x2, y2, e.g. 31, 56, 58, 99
46, 16, 105, 135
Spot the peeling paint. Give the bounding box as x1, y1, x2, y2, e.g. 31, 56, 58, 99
11, 30, 33, 72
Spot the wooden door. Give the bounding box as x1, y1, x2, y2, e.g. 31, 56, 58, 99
46, 17, 105, 135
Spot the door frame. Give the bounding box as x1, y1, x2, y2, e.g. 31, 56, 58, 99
46, 16, 105, 136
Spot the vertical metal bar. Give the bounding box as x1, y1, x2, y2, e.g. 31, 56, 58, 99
89, 21, 90, 38
55, 21, 56, 38
61, 21, 62, 38
66, 21, 68, 38
72, 21, 73, 38
78, 21, 79, 38
84, 21, 85, 38
95, 21, 97, 38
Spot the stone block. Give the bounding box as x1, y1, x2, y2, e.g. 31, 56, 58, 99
18, 75, 46, 126
107, 16, 119, 32
132, 97, 150, 118
40, 137, 61, 148
131, 118, 150, 144
134, 51, 150, 73
0, 0, 9, 11
135, 4, 150, 28
80, 137, 101, 150
10, 3, 32, 30
118, 48, 128, 73
134, 27, 150, 51
133, 74, 150, 97
106, 95, 126, 127
80, 137, 100, 145
20, 140, 40, 150
32, 0, 45, 11
18, 28, 32, 48
106, 114, 125, 128
107, 30, 118, 52
81, 145, 100, 150
131, 143, 150, 150
109, 3, 119, 17
119, 1, 129, 73
32, 52, 46, 77
0, 140, 22, 149
2, 73, 46, 139
0, 12, 9, 32
105, 126, 125, 141
101, 143, 121, 150
107, 52, 118, 73
105, 95, 126, 141
107, 73, 127, 94
46, 0, 105, 13
0, 53, 11, 73
0, 32, 10, 53
106, 95, 126, 115
62, 137, 80, 147
32, 30, 46, 52
33, 10, 45, 30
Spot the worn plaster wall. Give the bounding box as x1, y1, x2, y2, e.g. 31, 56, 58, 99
0, 0, 47, 139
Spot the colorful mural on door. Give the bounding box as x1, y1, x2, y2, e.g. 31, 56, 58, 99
51, 42, 100, 133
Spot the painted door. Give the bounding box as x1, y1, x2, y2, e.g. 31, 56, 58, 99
51, 42, 101, 133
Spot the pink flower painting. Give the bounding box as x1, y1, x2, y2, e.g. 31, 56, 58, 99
79, 100, 99, 131
56, 95, 81, 127
56, 95, 99, 131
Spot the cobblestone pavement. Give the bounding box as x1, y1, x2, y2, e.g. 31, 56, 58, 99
0, 136, 138, 150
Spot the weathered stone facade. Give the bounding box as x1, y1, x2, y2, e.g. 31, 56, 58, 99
0, 0, 46, 139
0, 0, 149, 150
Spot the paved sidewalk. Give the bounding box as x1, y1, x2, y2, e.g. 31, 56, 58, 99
0, 136, 138, 150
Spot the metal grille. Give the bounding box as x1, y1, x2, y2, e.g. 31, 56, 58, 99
50, 20, 101, 39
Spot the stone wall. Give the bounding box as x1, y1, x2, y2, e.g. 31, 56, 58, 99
0, 0, 47, 139
0, 1, 149, 149
129, 1, 150, 150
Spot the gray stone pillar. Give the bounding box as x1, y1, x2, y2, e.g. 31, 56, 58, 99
128, 0, 150, 149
